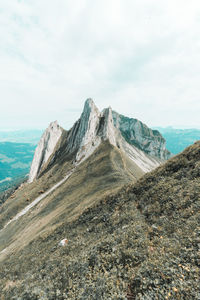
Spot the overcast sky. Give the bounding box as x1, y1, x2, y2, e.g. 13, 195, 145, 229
1, 0, 200, 130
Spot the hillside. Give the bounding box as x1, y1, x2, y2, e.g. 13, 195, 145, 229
154, 127, 200, 154
0, 141, 199, 299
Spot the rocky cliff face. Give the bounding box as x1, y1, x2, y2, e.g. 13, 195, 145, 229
28, 121, 62, 183
29, 99, 171, 182
112, 111, 170, 160
65, 99, 117, 163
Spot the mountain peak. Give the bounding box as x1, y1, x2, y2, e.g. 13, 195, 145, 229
84, 98, 95, 107
28, 121, 62, 183
49, 120, 59, 129
82, 98, 99, 116
100, 106, 116, 146
29, 99, 170, 181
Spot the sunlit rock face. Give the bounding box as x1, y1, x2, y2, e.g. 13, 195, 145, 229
65, 99, 117, 163
28, 121, 62, 183
28, 99, 171, 183
112, 111, 171, 160
65, 99, 167, 169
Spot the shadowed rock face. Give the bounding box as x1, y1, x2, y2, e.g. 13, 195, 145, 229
29, 99, 171, 182
112, 111, 171, 160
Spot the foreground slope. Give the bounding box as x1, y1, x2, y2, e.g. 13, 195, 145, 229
0, 141, 199, 299
0, 141, 138, 255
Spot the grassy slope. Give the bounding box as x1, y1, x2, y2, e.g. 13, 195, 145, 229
0, 142, 199, 299
0, 142, 139, 260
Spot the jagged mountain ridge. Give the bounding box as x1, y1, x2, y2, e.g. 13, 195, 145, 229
28, 121, 63, 183
29, 99, 170, 183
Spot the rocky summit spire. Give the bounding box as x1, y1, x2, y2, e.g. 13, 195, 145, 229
28, 121, 62, 183
78, 98, 101, 147
100, 107, 117, 146
28, 99, 171, 182
75, 102, 117, 162
64, 98, 101, 157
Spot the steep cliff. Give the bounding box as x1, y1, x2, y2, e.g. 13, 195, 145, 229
29, 99, 170, 183
112, 111, 170, 160
28, 121, 63, 183
74, 100, 117, 162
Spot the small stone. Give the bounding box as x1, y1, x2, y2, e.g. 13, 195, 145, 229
59, 239, 68, 246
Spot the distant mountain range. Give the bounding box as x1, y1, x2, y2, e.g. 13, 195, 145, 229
0, 142, 36, 193
0, 130, 43, 144
0, 131, 41, 192
154, 127, 200, 154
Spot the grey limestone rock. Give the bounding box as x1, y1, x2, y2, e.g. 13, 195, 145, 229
28, 99, 171, 182
28, 121, 62, 183
112, 111, 170, 160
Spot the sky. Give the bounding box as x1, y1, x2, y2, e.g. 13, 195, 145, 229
0, 0, 200, 130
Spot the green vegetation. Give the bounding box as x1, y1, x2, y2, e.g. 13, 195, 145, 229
0, 142, 199, 299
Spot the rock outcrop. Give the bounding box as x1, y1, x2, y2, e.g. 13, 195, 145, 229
112, 111, 170, 160
28, 121, 62, 183
28, 99, 171, 182
62, 99, 117, 163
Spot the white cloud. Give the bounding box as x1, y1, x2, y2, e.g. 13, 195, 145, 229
0, 0, 200, 129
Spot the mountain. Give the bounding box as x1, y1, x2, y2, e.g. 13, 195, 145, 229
0, 99, 178, 299
112, 112, 170, 160
154, 127, 200, 154
28, 99, 169, 184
